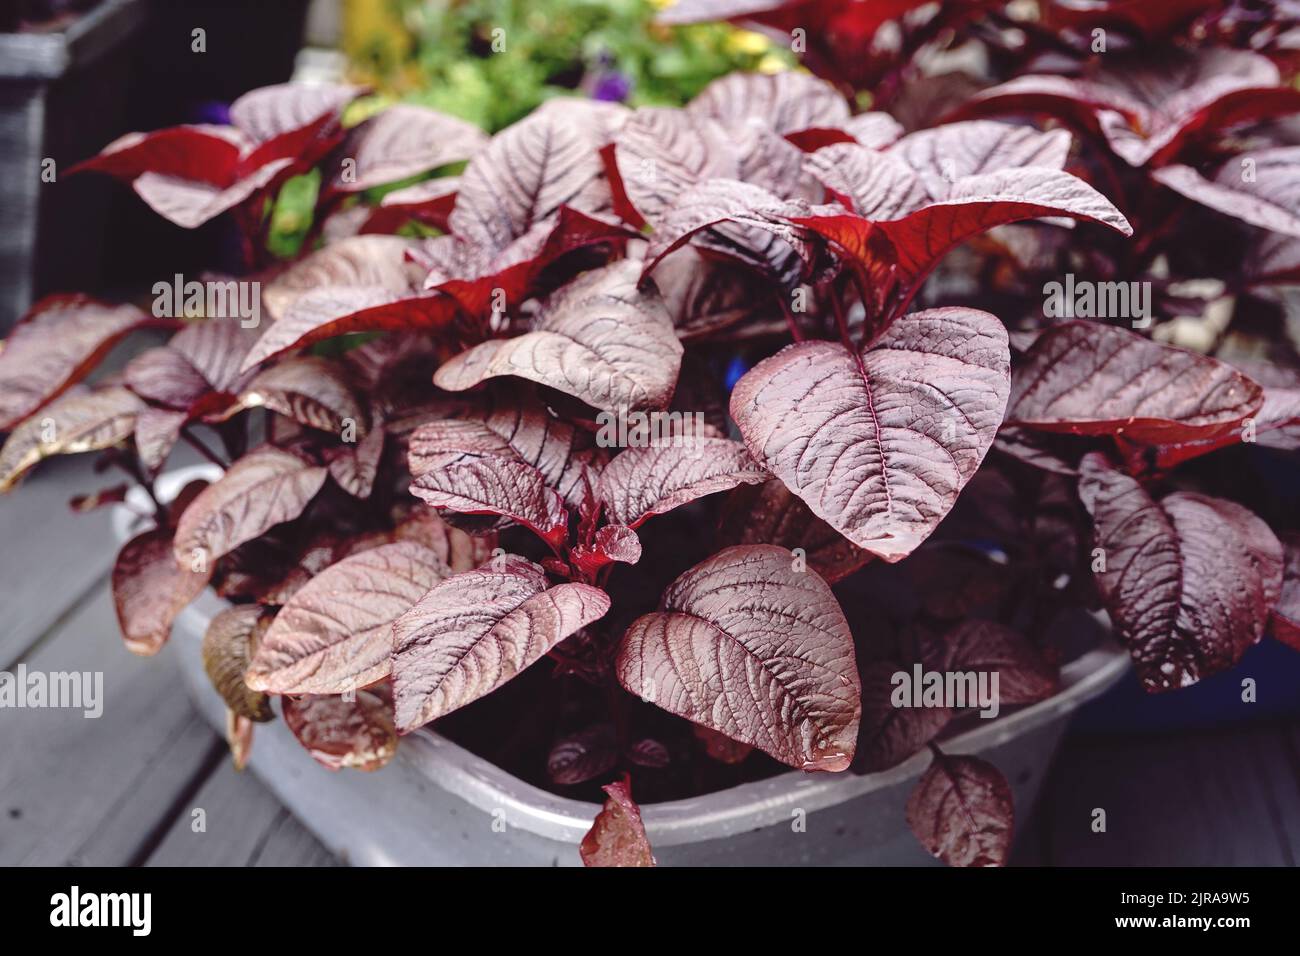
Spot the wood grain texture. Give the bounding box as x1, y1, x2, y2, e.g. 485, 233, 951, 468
146, 763, 333, 867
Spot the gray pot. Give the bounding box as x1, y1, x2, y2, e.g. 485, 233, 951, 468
117, 466, 1131, 866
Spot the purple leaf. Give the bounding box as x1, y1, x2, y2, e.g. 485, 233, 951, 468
716, 479, 870, 584
245, 541, 450, 694
598, 437, 769, 528
391, 555, 610, 729
1078, 453, 1283, 692
434, 261, 682, 413
730, 308, 1011, 562
1007, 321, 1263, 447
113, 528, 212, 656
687, 70, 850, 135
282, 689, 398, 771
409, 456, 570, 551
0, 386, 143, 493
580, 778, 656, 867
548, 724, 618, 785
0, 295, 148, 431
616, 544, 860, 771
918, 619, 1059, 705
172, 446, 328, 566
202, 605, 275, 722
329, 104, 486, 193
1273, 534, 1300, 653
906, 751, 1014, 867
1153, 147, 1300, 238
853, 660, 952, 772
450, 98, 626, 252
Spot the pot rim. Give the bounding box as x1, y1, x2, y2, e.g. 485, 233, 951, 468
123, 465, 1132, 847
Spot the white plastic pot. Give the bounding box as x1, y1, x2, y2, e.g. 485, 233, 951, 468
117, 466, 1131, 866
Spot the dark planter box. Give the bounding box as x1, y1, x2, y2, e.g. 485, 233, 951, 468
0, 0, 144, 331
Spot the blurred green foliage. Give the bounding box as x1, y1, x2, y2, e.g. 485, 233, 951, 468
347, 0, 795, 131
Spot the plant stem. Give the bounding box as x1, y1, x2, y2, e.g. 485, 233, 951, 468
181, 429, 229, 469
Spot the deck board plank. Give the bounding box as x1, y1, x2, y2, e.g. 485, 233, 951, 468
0, 587, 218, 865
146, 761, 334, 867
0, 456, 121, 668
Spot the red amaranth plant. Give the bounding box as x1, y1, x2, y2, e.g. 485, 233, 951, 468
4, 1, 1300, 868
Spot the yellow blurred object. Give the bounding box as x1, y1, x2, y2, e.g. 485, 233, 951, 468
726, 29, 773, 56
343, 0, 413, 79
757, 53, 788, 74
649, 0, 678, 9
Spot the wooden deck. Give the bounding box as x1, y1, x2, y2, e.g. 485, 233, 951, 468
1, 453, 1298, 867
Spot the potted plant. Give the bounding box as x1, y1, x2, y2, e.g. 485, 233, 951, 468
3, 1, 1299, 867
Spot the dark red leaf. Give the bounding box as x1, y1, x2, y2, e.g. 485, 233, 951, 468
853, 660, 952, 772
0, 295, 148, 430
610, 107, 738, 226
282, 690, 399, 771
202, 605, 275, 722
954, 48, 1300, 167
244, 287, 459, 371
434, 261, 682, 412
686, 69, 850, 135
627, 737, 671, 768
906, 751, 1014, 867
580, 778, 656, 867
69, 483, 130, 513
1273, 534, 1300, 652
716, 479, 870, 584
449, 98, 626, 252
693, 724, 754, 764
228, 82, 361, 145
231, 356, 365, 435
1008, 322, 1263, 447
245, 541, 450, 694
113, 527, 213, 656
329, 104, 485, 193
390, 506, 498, 573
1153, 147, 1300, 238
886, 120, 1072, 198
571, 524, 643, 577
362, 177, 460, 233
651, 246, 784, 340
547, 725, 618, 785
173, 446, 328, 566
326, 421, 385, 499
262, 236, 424, 322
918, 620, 1059, 705
1078, 452, 1283, 691
616, 544, 860, 771
598, 437, 769, 528
641, 178, 813, 286
391, 555, 610, 730
0, 386, 143, 493
731, 308, 1011, 562
1046, 0, 1219, 38
409, 456, 570, 551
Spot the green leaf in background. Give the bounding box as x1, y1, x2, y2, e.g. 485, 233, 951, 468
267, 169, 322, 260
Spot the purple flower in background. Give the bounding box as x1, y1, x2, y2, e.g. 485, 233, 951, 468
190, 100, 232, 126
590, 70, 632, 103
